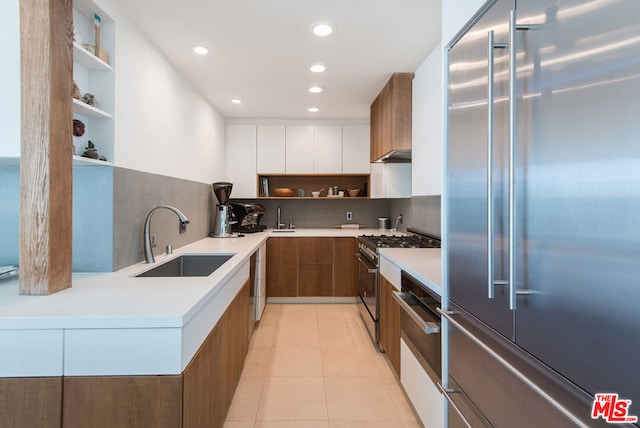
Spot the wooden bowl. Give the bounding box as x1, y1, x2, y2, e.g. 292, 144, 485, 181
347, 188, 361, 197
273, 187, 295, 197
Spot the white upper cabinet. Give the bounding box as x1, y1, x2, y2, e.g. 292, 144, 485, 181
257, 125, 286, 174
226, 125, 257, 198
285, 125, 314, 173
342, 125, 371, 174
313, 125, 342, 173
370, 163, 412, 199
412, 43, 443, 196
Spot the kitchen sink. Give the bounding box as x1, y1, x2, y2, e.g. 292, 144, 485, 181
272, 229, 295, 233
136, 254, 234, 277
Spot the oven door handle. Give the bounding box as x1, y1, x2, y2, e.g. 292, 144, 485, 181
356, 253, 377, 274
392, 291, 440, 334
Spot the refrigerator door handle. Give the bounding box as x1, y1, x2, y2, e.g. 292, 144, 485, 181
487, 30, 508, 300
508, 9, 518, 311
508, 11, 544, 310
437, 383, 474, 428
438, 308, 591, 428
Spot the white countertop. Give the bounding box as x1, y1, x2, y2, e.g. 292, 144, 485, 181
0, 232, 268, 330
379, 248, 442, 296
0, 227, 422, 377
0, 228, 415, 330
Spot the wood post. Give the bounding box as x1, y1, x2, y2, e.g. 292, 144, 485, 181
19, 0, 73, 295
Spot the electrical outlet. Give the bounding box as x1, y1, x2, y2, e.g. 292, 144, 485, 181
346, 211, 353, 221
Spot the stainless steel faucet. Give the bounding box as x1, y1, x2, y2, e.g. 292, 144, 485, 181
276, 206, 286, 229
144, 205, 190, 263
392, 213, 403, 232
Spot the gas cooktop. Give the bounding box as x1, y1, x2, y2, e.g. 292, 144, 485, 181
359, 234, 441, 249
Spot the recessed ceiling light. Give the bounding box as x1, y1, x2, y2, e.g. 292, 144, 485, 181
309, 86, 324, 94
308, 107, 319, 113
231, 98, 242, 104
192, 45, 209, 55
312, 23, 333, 37
310, 64, 326, 73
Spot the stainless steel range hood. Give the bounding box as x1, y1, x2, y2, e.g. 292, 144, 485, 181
373, 149, 412, 163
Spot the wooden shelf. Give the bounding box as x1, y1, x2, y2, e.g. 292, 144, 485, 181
73, 41, 112, 71
258, 174, 370, 198
72, 98, 112, 119
72, 155, 112, 166
256, 196, 369, 200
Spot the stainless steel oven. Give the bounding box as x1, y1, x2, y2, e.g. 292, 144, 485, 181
393, 271, 442, 384
356, 231, 441, 352
356, 252, 379, 347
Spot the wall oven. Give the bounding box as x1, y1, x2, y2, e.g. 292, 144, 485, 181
356, 251, 379, 347
393, 270, 444, 426
393, 271, 441, 383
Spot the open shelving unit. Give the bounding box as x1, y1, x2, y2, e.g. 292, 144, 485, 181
72, 0, 114, 165
257, 174, 370, 199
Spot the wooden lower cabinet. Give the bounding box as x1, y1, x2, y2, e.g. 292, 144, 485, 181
60, 279, 250, 428
63, 375, 182, 428
298, 264, 332, 296
379, 275, 401, 377
267, 237, 298, 297
183, 278, 249, 428
333, 238, 356, 296
267, 237, 357, 298
0, 377, 62, 428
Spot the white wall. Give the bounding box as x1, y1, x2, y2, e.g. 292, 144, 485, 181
0, 0, 20, 157
442, 0, 486, 46
97, 0, 226, 184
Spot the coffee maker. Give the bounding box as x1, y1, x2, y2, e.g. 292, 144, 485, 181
211, 182, 235, 237
230, 203, 266, 233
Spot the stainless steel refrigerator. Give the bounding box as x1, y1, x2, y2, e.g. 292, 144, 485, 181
443, 0, 640, 426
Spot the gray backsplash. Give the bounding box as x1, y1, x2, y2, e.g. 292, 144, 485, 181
232, 198, 392, 229
112, 167, 212, 271
390, 195, 442, 237
2, 162, 441, 273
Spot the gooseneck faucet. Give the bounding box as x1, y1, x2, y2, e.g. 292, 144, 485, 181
276, 205, 286, 229
392, 213, 403, 232
144, 205, 190, 263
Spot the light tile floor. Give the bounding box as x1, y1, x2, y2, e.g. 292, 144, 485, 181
224, 303, 422, 428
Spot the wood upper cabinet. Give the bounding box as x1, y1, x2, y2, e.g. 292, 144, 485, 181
267, 237, 299, 297
370, 73, 414, 162
379, 275, 401, 377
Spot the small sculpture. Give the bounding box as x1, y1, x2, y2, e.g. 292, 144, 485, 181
73, 119, 85, 137
82, 141, 99, 159
81, 93, 98, 108
72, 81, 81, 100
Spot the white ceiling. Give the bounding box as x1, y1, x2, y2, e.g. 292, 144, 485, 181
112, 0, 442, 119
